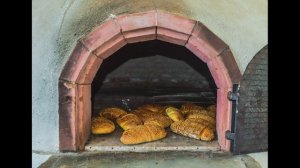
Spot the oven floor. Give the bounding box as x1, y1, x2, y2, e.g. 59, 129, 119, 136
85, 126, 220, 152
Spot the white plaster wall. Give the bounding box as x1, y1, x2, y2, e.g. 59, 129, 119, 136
32, 0, 75, 152
184, 0, 268, 73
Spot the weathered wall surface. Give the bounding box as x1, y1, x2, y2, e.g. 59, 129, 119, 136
32, 0, 267, 153
33, 0, 68, 152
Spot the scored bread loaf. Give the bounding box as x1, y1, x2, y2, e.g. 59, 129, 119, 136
185, 112, 216, 125
143, 117, 171, 128
180, 103, 205, 115
165, 106, 184, 122
120, 124, 167, 144
99, 107, 127, 120
132, 109, 172, 128
170, 120, 214, 141
185, 118, 215, 130
91, 116, 115, 134
116, 113, 143, 130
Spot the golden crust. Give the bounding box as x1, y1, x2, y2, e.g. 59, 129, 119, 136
137, 104, 165, 114
185, 112, 216, 125
170, 120, 214, 141
180, 103, 205, 115
185, 118, 215, 130
165, 107, 184, 122
99, 107, 127, 120
200, 127, 215, 141
120, 124, 167, 145
116, 113, 143, 130
144, 118, 171, 128
131, 109, 155, 119
132, 109, 173, 128
91, 116, 115, 134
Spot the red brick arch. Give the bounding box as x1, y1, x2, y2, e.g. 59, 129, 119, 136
59, 10, 241, 152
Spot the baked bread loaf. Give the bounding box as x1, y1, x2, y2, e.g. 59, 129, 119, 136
170, 120, 214, 141
185, 112, 216, 125
132, 109, 172, 128
180, 103, 205, 115
143, 117, 171, 128
99, 107, 127, 120
165, 107, 184, 122
185, 118, 215, 130
116, 113, 143, 130
91, 116, 115, 134
120, 124, 167, 144
137, 104, 164, 113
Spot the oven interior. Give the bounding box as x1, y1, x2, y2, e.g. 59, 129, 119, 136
87, 40, 220, 152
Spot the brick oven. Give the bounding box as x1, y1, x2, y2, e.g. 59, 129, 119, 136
58, 10, 267, 154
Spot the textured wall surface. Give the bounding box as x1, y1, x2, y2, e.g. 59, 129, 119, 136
235, 45, 268, 154
32, 0, 267, 154
32, 0, 69, 152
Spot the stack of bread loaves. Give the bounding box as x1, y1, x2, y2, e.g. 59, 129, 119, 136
91, 103, 216, 144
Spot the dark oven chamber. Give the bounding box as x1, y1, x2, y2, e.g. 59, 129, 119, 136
87, 40, 220, 152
